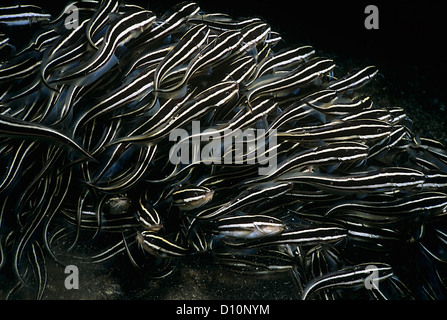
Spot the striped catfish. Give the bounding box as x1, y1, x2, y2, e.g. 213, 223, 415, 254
44, 0, 99, 26
122, 44, 174, 77
214, 214, 285, 239
86, 0, 120, 49
88, 139, 144, 183
172, 186, 215, 211
237, 21, 271, 54
250, 45, 315, 83
60, 206, 139, 231
340, 107, 403, 123
419, 137, 447, 154
175, 98, 278, 154
246, 57, 335, 111
153, 24, 210, 94
340, 219, 404, 251
419, 137, 447, 164
327, 65, 379, 93
301, 263, 393, 299
197, 181, 293, 220
0, 52, 41, 82
212, 248, 294, 274
136, 197, 162, 231
0, 33, 10, 52
366, 126, 410, 162
88, 145, 157, 192
0, 114, 93, 160
41, 19, 92, 88
309, 96, 373, 117
418, 226, 447, 264
325, 192, 447, 217
120, 90, 196, 141
188, 14, 262, 32
156, 29, 243, 97
278, 119, 394, 144
103, 196, 132, 215
304, 245, 343, 280
72, 66, 157, 131
129, 2, 200, 49
51, 9, 156, 85
239, 225, 347, 248
278, 167, 425, 195
266, 88, 352, 133
136, 231, 189, 258
16, 28, 60, 55
244, 142, 369, 185
0, 5, 51, 26
108, 81, 239, 146
0, 141, 36, 193
217, 55, 257, 85
422, 172, 447, 190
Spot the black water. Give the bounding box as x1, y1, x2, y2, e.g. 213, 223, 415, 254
1, 0, 445, 300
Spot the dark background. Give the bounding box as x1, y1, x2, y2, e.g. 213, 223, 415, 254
1, 0, 445, 299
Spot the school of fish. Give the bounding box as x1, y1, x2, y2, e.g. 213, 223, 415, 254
0, 1, 446, 299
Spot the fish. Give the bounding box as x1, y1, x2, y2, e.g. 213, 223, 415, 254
340, 220, 404, 251
172, 186, 214, 211
250, 45, 315, 82
85, 0, 120, 49
103, 196, 132, 215
156, 29, 243, 97
188, 14, 261, 32
327, 65, 379, 93
325, 192, 447, 217
72, 66, 157, 131
0, 141, 36, 193
309, 95, 373, 117
0, 52, 41, 82
277, 167, 425, 195
128, 2, 200, 49
88, 145, 157, 192
237, 21, 271, 54
244, 141, 369, 184
107, 81, 239, 145
197, 181, 293, 220
241, 225, 347, 248
246, 57, 335, 111
220, 55, 257, 84
214, 214, 285, 239
212, 248, 295, 274
50, 9, 156, 85
153, 24, 209, 94
277, 119, 394, 144
137, 198, 162, 231
136, 231, 189, 258
0, 5, 51, 26
0, 114, 93, 160
301, 263, 393, 299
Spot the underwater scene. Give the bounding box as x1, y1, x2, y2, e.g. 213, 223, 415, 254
0, 0, 446, 300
